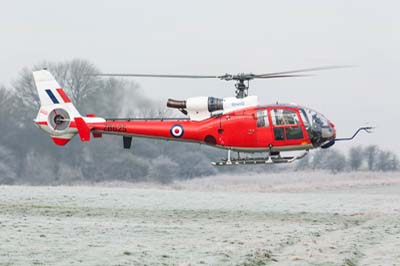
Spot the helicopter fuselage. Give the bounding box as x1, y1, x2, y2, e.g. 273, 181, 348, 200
88, 103, 336, 153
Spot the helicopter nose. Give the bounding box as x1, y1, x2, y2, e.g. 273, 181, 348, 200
320, 122, 336, 149
321, 124, 335, 139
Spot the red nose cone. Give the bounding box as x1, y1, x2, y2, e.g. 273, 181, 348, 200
329, 121, 336, 139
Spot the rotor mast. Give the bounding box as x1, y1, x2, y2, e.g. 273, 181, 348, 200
235, 79, 248, 98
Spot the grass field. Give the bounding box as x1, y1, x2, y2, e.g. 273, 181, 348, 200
0, 172, 399, 266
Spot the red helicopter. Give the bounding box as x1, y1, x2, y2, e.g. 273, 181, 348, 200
33, 66, 372, 166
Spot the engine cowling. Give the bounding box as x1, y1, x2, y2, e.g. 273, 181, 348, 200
167, 97, 224, 120
167, 96, 259, 121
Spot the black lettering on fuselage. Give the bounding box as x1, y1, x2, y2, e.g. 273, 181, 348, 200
104, 124, 127, 133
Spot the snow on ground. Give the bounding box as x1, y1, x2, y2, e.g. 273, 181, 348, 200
0, 171, 400, 266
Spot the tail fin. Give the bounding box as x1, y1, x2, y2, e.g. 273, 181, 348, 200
33, 70, 81, 116
33, 69, 103, 146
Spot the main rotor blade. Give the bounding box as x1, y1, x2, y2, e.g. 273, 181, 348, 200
255, 74, 312, 79
91, 65, 352, 81
254, 65, 354, 78
92, 73, 219, 79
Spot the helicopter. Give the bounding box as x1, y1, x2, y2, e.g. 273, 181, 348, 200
33, 66, 372, 166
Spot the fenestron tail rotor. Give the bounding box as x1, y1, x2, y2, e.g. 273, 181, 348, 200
92, 65, 353, 98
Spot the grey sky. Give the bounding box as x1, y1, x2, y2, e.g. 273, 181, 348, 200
1, 0, 399, 154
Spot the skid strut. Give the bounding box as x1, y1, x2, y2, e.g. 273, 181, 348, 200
212, 150, 309, 166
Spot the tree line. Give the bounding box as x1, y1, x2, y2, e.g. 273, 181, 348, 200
0, 59, 398, 185
295, 146, 399, 173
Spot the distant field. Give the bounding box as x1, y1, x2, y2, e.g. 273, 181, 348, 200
0, 172, 400, 266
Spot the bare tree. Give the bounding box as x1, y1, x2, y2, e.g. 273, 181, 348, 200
348, 146, 363, 171
376, 150, 399, 171
0, 86, 13, 109
307, 149, 346, 173
364, 145, 378, 171
324, 149, 346, 173
389, 153, 400, 171
12, 59, 102, 111
0, 86, 15, 125
51, 59, 102, 107
295, 152, 310, 170
84, 78, 141, 116
310, 149, 326, 169
0, 87, 24, 143
0, 145, 17, 184
11, 68, 39, 110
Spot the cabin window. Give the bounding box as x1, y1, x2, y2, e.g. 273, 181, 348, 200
256, 110, 269, 128
271, 109, 299, 126
271, 109, 304, 141
273, 128, 285, 140
286, 127, 304, 140
274, 126, 304, 141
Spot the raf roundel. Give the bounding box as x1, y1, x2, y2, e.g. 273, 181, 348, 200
170, 124, 184, 138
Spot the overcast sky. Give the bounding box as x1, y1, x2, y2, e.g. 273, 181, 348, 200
1, 0, 399, 154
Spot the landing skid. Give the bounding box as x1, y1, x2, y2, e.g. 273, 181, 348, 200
212, 150, 309, 166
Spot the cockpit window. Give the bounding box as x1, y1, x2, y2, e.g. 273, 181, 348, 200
299, 107, 334, 146
300, 107, 330, 129
271, 109, 299, 126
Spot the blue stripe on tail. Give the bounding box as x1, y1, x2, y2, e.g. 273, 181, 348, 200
45, 89, 59, 104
